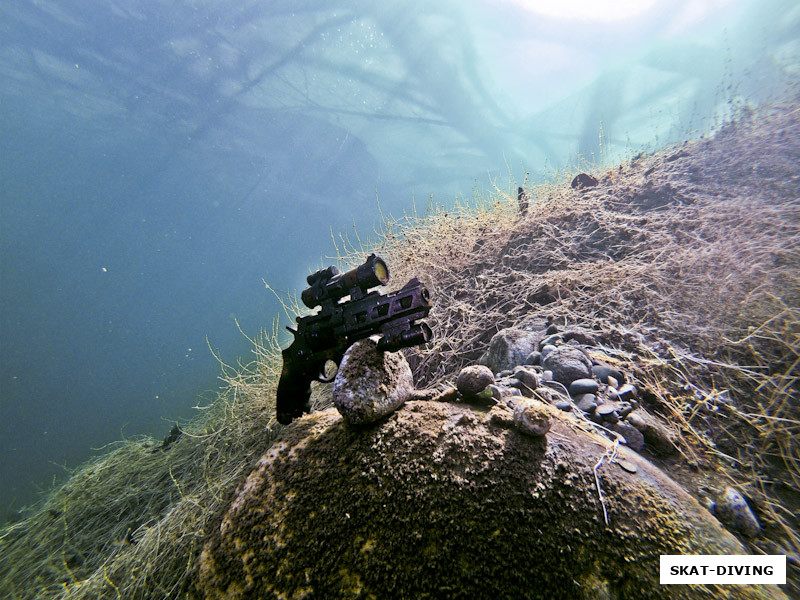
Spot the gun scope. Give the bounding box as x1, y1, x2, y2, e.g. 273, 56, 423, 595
301, 254, 389, 309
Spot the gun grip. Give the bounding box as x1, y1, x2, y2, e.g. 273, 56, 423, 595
276, 360, 313, 425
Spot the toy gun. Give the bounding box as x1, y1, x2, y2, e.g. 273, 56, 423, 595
276, 254, 432, 424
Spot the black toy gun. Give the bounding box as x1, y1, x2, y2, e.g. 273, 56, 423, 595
276, 254, 432, 424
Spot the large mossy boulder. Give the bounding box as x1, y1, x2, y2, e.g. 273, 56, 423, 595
193, 401, 784, 600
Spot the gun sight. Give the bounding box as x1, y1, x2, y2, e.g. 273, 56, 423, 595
301, 253, 389, 309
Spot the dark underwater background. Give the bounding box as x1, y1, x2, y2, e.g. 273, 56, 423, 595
0, 0, 796, 520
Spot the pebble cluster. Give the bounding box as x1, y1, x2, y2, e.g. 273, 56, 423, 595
455, 320, 763, 539
458, 322, 675, 454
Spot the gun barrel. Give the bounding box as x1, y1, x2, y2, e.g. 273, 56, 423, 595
377, 322, 432, 352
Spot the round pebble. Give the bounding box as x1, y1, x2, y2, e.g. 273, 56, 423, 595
554, 400, 572, 412
569, 378, 599, 397
541, 344, 557, 359
618, 383, 638, 402
540, 346, 592, 387
592, 364, 624, 385
513, 400, 552, 437
456, 365, 495, 397
617, 459, 638, 474
539, 333, 563, 349
596, 402, 619, 423
513, 367, 539, 391
525, 351, 542, 366
545, 323, 559, 335
574, 394, 597, 413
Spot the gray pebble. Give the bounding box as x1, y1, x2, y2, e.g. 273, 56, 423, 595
541, 370, 554, 382
618, 383, 638, 402
513, 367, 539, 391
541, 344, 557, 359
525, 351, 542, 366
569, 378, 599, 397
541, 346, 593, 387
574, 394, 597, 413
333, 338, 415, 425
554, 400, 572, 412
617, 401, 634, 419
545, 323, 559, 335
596, 402, 620, 423
626, 409, 678, 455
592, 364, 624, 384
539, 333, 563, 349
508, 379, 535, 398
715, 487, 761, 538
611, 422, 645, 451
456, 365, 495, 397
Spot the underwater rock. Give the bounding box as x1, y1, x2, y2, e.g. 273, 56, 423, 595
626, 408, 678, 455
524, 350, 541, 366
571, 173, 599, 189
569, 378, 599, 397
540, 346, 592, 386
617, 383, 638, 402
554, 400, 572, 412
332, 338, 415, 425
574, 393, 598, 413
193, 401, 784, 600
456, 365, 495, 397
715, 486, 762, 538
511, 366, 539, 392
592, 364, 624, 384
478, 327, 539, 373
611, 421, 645, 452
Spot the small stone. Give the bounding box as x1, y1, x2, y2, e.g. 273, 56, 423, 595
596, 402, 619, 423
617, 459, 638, 474
617, 401, 634, 419
571, 173, 599, 189
607, 376, 619, 389
606, 388, 619, 401
512, 367, 539, 391
569, 378, 599, 397
592, 365, 624, 385
626, 409, 677, 454
497, 369, 514, 378
525, 351, 542, 366
513, 400, 552, 437
541, 344, 557, 359
554, 400, 572, 412
545, 323, 559, 335
508, 379, 535, 398
488, 384, 505, 401
478, 328, 539, 373
540, 346, 592, 387
611, 422, 645, 452
574, 394, 597, 413
333, 338, 415, 425
617, 383, 638, 402
715, 487, 761, 538
541, 370, 554, 382
539, 333, 563, 349
456, 365, 495, 397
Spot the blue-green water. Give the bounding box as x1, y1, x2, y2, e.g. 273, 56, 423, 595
0, 0, 796, 519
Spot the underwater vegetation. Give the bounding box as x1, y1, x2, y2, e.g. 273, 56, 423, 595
0, 92, 798, 598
